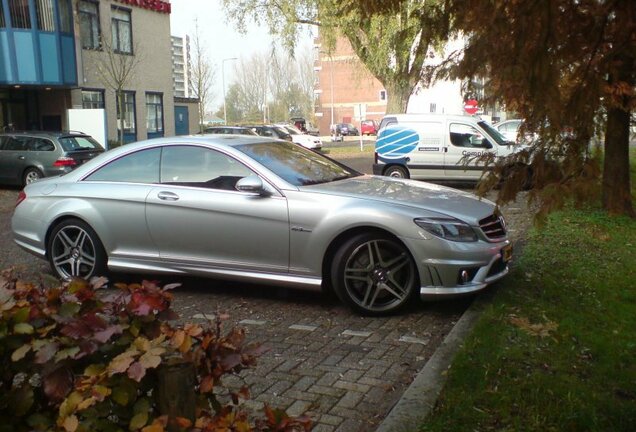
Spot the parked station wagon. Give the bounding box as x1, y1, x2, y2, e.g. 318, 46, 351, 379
0, 131, 104, 186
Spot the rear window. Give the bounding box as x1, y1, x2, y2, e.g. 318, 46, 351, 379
59, 136, 103, 152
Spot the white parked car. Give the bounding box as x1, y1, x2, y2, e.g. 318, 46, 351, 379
277, 124, 323, 150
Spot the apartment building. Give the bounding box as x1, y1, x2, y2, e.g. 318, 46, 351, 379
0, 0, 201, 143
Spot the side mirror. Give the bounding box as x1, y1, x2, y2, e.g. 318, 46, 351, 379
236, 175, 271, 196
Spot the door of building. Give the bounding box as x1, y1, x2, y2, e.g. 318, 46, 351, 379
174, 106, 189, 135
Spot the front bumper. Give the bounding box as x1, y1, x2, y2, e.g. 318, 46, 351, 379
399, 235, 511, 300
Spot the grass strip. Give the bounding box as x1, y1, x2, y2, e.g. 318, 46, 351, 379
420, 207, 636, 431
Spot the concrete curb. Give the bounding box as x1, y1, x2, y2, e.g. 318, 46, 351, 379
375, 296, 488, 432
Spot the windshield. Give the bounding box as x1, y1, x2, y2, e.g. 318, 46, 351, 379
59, 136, 103, 151
478, 121, 508, 145
272, 126, 291, 139
236, 141, 361, 186
283, 125, 301, 135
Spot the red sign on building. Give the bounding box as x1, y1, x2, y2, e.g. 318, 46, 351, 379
115, 0, 171, 14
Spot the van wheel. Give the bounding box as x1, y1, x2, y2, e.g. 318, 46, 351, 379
384, 165, 409, 179
23, 168, 43, 186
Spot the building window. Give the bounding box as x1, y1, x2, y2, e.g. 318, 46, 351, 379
111, 7, 132, 54
82, 90, 104, 109
430, 103, 437, 113
8, 0, 31, 29
58, 0, 72, 33
146, 93, 164, 134
0, 2, 6, 27
379, 90, 387, 101
35, 0, 55, 31
79, 1, 100, 49
117, 91, 136, 135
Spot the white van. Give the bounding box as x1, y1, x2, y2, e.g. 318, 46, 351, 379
372, 113, 518, 181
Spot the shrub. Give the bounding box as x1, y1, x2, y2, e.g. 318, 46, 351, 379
0, 270, 310, 431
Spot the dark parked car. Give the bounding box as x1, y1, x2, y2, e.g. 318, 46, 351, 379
335, 123, 359, 136
203, 126, 258, 136
246, 125, 293, 141
0, 131, 104, 186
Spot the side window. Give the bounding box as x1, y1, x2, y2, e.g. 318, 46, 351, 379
4, 136, 27, 151
160, 146, 253, 191
85, 148, 160, 183
449, 124, 492, 149
28, 138, 55, 151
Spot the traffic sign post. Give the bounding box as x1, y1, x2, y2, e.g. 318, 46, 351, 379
464, 99, 479, 115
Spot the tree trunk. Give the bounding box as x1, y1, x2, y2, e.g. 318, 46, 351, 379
384, 81, 412, 114
602, 55, 635, 217
117, 89, 124, 147
603, 107, 634, 217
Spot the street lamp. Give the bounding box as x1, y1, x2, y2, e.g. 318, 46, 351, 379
222, 57, 238, 125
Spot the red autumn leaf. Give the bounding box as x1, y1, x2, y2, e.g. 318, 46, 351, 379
43, 366, 74, 403
93, 324, 123, 343
129, 292, 167, 316
127, 361, 146, 382
34, 341, 59, 364
76, 339, 99, 358
220, 353, 243, 371
200, 375, 214, 393
60, 320, 92, 340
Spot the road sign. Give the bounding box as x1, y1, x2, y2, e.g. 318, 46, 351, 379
464, 99, 479, 115
353, 103, 367, 121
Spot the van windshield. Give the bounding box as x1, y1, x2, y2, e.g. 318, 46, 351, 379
478, 121, 509, 145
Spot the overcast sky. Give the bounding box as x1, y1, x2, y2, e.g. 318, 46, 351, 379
169, 0, 312, 111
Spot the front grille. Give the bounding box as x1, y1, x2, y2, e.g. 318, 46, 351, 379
479, 213, 507, 240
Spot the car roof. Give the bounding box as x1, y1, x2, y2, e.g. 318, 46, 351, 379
0, 130, 90, 138
381, 113, 487, 122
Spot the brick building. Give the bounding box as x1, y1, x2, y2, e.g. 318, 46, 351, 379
313, 36, 387, 136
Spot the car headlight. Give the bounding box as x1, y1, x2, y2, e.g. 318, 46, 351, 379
414, 217, 478, 242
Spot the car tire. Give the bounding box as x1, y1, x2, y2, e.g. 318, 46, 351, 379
23, 168, 44, 186
331, 233, 418, 315
384, 165, 409, 179
47, 218, 108, 281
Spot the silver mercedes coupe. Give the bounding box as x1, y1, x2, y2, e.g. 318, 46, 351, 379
12, 135, 511, 315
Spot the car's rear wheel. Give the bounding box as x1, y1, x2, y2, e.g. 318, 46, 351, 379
23, 168, 43, 186
331, 233, 417, 315
47, 219, 107, 280
384, 165, 409, 179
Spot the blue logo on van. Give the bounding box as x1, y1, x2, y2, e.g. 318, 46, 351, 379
376, 126, 419, 159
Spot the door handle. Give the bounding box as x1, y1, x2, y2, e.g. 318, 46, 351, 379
157, 191, 179, 201
18, 156, 25, 160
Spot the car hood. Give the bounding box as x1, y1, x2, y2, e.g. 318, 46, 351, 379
303, 175, 496, 224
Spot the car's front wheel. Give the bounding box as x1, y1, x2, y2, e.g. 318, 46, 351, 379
331, 233, 418, 315
47, 219, 107, 280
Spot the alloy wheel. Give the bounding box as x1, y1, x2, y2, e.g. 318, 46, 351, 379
51, 225, 98, 279
342, 239, 415, 313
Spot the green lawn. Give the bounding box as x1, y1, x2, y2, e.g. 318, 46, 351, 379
420, 149, 636, 431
